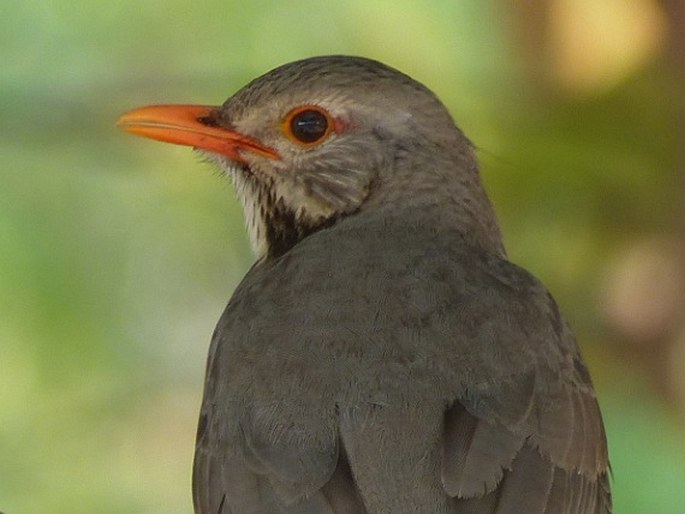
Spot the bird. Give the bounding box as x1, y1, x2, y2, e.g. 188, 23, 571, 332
117, 55, 611, 514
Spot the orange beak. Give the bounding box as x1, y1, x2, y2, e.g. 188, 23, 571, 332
116, 104, 280, 164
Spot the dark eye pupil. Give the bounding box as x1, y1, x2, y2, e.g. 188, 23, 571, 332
290, 109, 328, 143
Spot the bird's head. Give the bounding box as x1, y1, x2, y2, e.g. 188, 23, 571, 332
118, 56, 502, 259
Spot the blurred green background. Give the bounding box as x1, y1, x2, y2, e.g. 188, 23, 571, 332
2, 0, 684, 512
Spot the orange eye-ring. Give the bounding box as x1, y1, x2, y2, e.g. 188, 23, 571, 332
282, 105, 335, 147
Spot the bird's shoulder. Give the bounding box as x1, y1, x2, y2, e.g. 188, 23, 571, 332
222, 209, 583, 381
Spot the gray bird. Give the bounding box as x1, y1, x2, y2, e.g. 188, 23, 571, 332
118, 55, 611, 514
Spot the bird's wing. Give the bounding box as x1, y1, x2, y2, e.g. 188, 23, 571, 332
445, 390, 611, 514
193, 433, 367, 514
436, 252, 612, 513
192, 275, 369, 514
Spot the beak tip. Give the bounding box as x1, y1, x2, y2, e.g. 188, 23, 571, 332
116, 109, 143, 132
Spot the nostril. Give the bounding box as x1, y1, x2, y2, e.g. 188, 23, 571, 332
197, 111, 221, 127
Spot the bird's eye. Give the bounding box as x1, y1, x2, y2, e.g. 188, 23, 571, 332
282, 106, 334, 146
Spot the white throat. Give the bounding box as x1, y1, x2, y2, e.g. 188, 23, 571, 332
203, 152, 270, 260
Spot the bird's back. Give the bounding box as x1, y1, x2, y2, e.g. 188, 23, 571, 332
193, 206, 611, 514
